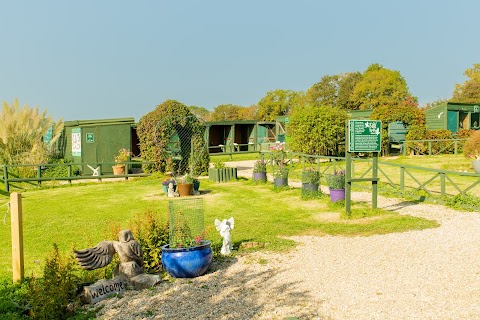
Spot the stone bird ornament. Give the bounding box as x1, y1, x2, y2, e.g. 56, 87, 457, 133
215, 217, 234, 255
74, 229, 144, 279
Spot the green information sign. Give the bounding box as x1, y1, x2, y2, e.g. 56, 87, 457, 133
86, 133, 94, 143
348, 120, 382, 153
285, 117, 289, 124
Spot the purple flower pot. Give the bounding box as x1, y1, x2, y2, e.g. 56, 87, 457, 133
329, 188, 345, 202
253, 172, 267, 181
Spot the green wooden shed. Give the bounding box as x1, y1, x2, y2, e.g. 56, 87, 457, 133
425, 102, 480, 133
63, 117, 136, 174
205, 120, 276, 154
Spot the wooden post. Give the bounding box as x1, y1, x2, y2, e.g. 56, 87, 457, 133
10, 192, 24, 282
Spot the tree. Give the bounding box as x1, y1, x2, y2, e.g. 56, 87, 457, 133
351, 63, 410, 110
307, 72, 363, 110
188, 105, 211, 121
257, 89, 304, 121
451, 63, 480, 103
136, 99, 209, 174
337, 72, 363, 110
210, 104, 242, 121
238, 104, 259, 120
0, 98, 63, 165
306, 75, 339, 108
288, 104, 348, 156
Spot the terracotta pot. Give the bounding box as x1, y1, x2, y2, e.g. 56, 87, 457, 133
177, 183, 193, 196
112, 165, 126, 175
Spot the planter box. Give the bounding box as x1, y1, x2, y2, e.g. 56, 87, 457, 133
208, 167, 237, 183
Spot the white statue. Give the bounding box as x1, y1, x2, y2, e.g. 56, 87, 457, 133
215, 217, 234, 255
167, 182, 179, 197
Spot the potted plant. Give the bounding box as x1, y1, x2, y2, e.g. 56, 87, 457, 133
161, 200, 213, 278
162, 173, 176, 195
208, 160, 237, 183
252, 160, 267, 182
302, 169, 320, 194
463, 130, 480, 173
273, 163, 289, 188
326, 169, 345, 202
112, 148, 131, 175
192, 177, 200, 193
177, 173, 194, 196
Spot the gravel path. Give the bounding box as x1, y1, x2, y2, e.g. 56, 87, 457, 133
94, 161, 480, 319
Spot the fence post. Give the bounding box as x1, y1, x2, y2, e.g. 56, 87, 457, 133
440, 173, 446, 196
428, 141, 432, 156
3, 165, 8, 192
400, 167, 405, 194
454, 140, 458, 155
10, 192, 24, 282
37, 166, 42, 187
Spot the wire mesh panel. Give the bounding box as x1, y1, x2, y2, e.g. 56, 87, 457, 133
168, 198, 205, 247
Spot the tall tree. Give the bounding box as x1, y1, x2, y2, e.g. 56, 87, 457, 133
337, 72, 363, 110
210, 104, 243, 121
0, 98, 63, 165
238, 104, 259, 120
351, 63, 410, 110
188, 105, 211, 122
451, 63, 480, 103
257, 89, 304, 121
306, 72, 363, 110
306, 75, 339, 108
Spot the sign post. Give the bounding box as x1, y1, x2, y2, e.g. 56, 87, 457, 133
346, 120, 382, 214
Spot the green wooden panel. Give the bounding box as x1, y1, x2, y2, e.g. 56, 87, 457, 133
425, 104, 447, 130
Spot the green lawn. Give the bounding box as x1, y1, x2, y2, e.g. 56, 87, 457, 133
0, 175, 438, 280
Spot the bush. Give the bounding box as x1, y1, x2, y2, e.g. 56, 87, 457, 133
288, 105, 347, 156
425, 130, 454, 154
27, 244, 80, 319
463, 130, 480, 160
42, 159, 81, 178
0, 280, 29, 319
136, 100, 209, 175
129, 206, 170, 274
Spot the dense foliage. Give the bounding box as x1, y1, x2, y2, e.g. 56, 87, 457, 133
0, 99, 63, 165
136, 99, 209, 174
463, 130, 480, 160
256, 89, 304, 121
288, 105, 347, 156
352, 63, 410, 110
451, 63, 480, 103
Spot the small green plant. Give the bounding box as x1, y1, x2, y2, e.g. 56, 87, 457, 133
326, 170, 345, 189
114, 148, 132, 163
43, 159, 81, 178
253, 160, 267, 173
130, 206, 170, 273
273, 164, 289, 179
213, 160, 225, 169
179, 173, 195, 184
302, 169, 320, 184
27, 244, 80, 319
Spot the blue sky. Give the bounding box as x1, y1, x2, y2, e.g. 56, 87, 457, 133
1, 1, 479, 122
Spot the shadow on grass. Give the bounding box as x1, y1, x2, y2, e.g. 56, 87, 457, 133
93, 257, 321, 319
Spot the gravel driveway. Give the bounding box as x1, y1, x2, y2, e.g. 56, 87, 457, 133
94, 161, 480, 319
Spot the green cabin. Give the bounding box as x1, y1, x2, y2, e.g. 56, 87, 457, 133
63, 118, 136, 174
424, 102, 480, 133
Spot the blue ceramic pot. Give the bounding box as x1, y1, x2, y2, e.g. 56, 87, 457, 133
161, 241, 213, 278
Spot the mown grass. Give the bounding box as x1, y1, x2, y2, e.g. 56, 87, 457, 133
0, 175, 438, 280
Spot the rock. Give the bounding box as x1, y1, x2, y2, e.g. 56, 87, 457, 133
81, 278, 128, 304
129, 273, 162, 290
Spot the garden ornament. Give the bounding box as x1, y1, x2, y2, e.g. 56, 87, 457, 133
168, 182, 179, 197
215, 217, 234, 255
74, 229, 144, 278
74, 230, 160, 300
87, 164, 99, 176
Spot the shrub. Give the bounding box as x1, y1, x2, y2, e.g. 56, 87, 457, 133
136, 99, 209, 175
253, 160, 267, 173
27, 244, 80, 319
42, 159, 81, 178
0, 280, 29, 319
129, 206, 170, 273
288, 105, 347, 156
463, 130, 480, 160
425, 130, 454, 154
